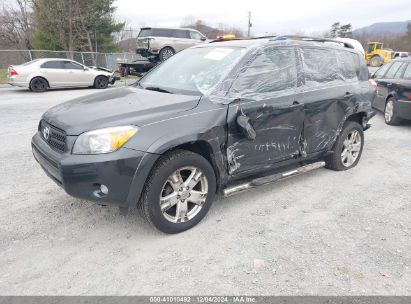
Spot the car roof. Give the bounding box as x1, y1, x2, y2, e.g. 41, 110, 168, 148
140, 27, 199, 31
197, 38, 359, 53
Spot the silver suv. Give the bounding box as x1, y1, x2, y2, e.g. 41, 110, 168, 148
136, 27, 207, 62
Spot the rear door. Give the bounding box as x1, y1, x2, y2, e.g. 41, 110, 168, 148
299, 47, 354, 154
226, 46, 305, 176
372, 62, 392, 111
39, 60, 66, 87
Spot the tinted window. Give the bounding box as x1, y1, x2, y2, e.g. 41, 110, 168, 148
152, 29, 173, 37
393, 63, 406, 79
139, 28, 176, 38
41, 61, 63, 69
373, 63, 392, 79
230, 47, 297, 97
403, 64, 411, 80
138, 28, 152, 37
174, 30, 189, 38
336, 50, 359, 81
301, 47, 341, 85
63, 61, 83, 70
190, 31, 203, 40
385, 62, 403, 79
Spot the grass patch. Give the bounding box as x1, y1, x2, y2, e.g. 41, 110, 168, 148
0, 69, 7, 84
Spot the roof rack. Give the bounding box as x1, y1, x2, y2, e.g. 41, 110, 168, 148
271, 35, 354, 49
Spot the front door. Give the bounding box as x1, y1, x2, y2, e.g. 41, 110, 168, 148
226, 46, 305, 176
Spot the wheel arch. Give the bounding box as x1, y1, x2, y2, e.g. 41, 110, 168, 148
155, 140, 224, 192
29, 76, 50, 88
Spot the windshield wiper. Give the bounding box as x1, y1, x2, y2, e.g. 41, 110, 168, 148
145, 86, 173, 94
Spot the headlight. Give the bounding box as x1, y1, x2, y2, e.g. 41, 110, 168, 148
72, 126, 138, 154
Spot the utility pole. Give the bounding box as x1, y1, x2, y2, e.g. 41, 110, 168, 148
247, 11, 252, 37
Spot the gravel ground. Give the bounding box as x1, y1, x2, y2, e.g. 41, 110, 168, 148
0, 84, 410, 295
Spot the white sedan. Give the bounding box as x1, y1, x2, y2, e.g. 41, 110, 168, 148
7, 58, 116, 92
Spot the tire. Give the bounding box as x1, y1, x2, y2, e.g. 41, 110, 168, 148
159, 47, 175, 61
384, 98, 401, 125
29, 77, 48, 92
369, 55, 383, 67
94, 75, 109, 89
325, 121, 364, 171
139, 150, 216, 234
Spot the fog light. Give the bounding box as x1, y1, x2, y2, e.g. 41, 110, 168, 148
100, 184, 109, 195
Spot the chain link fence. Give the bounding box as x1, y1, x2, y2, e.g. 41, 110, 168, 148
0, 50, 144, 70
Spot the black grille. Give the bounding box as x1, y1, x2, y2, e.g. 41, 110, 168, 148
39, 120, 66, 153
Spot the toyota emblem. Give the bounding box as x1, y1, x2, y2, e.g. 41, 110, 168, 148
43, 126, 50, 140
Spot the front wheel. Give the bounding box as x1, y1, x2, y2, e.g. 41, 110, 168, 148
139, 150, 216, 234
94, 75, 109, 89
326, 121, 364, 171
369, 56, 383, 67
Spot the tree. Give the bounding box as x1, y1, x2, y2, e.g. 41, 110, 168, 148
32, 0, 124, 52
329, 22, 352, 38
0, 0, 34, 49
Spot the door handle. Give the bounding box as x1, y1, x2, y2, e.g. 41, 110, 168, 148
387, 83, 393, 87
344, 92, 354, 98
292, 101, 300, 105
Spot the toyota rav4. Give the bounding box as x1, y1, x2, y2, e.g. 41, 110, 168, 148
32, 37, 376, 233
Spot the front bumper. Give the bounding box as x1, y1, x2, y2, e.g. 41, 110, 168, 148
32, 132, 159, 207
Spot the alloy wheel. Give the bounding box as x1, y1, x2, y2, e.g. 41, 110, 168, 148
341, 130, 362, 167
160, 166, 208, 223
385, 100, 394, 123
162, 49, 174, 61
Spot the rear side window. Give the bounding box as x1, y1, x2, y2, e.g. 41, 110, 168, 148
173, 30, 189, 38
301, 47, 341, 85
336, 50, 360, 81
385, 62, 403, 79
63, 61, 83, 70
138, 29, 152, 37
230, 47, 297, 97
373, 63, 392, 79
403, 64, 411, 80
41, 61, 63, 69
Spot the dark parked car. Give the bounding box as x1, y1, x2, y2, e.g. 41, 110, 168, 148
371, 57, 411, 125
32, 38, 375, 233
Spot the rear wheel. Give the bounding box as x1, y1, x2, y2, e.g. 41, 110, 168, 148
139, 150, 216, 234
94, 75, 109, 89
369, 55, 383, 67
384, 98, 402, 125
30, 77, 48, 92
159, 47, 175, 61
326, 121, 364, 171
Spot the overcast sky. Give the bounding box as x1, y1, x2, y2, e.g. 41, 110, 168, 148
115, 0, 411, 35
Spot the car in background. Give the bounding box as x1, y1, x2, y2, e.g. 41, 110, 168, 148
371, 57, 411, 125
7, 58, 115, 92
394, 51, 409, 59
136, 27, 208, 62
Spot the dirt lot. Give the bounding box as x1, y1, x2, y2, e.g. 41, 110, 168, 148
0, 84, 410, 295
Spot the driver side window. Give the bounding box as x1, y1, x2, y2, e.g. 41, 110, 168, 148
230, 47, 297, 99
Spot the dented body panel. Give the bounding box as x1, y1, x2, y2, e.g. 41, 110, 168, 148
32, 39, 375, 210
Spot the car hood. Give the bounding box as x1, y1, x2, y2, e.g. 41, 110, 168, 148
42, 87, 201, 135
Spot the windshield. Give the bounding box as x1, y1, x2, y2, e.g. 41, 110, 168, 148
139, 46, 247, 95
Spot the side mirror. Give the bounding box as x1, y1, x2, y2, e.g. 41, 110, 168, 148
237, 114, 256, 140
200, 37, 207, 41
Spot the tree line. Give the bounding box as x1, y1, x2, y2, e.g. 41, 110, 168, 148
0, 0, 124, 52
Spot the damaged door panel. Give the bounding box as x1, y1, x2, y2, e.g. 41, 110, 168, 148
299, 47, 358, 154
225, 46, 305, 176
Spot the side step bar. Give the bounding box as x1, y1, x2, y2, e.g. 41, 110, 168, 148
223, 161, 326, 197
